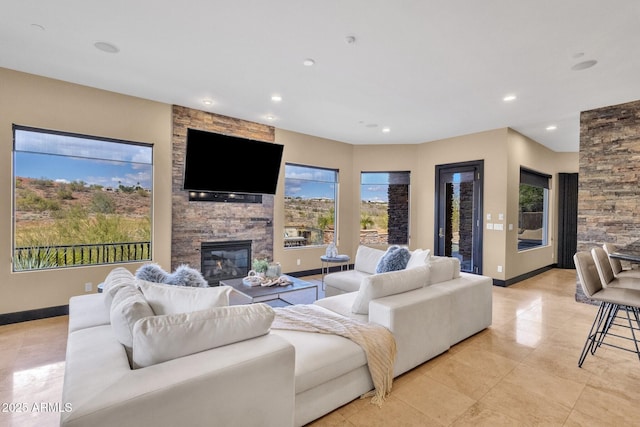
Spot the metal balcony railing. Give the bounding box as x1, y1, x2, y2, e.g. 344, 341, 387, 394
13, 241, 151, 271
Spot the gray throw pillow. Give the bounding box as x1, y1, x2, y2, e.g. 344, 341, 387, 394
375, 246, 411, 273
135, 263, 208, 287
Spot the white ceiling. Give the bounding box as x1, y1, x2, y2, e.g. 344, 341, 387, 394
2, 1, 640, 152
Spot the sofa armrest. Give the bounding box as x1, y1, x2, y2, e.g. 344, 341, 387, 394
62, 326, 295, 427
368, 286, 452, 376
430, 273, 493, 345
68, 294, 110, 333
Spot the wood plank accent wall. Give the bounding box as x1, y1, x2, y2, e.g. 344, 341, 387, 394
171, 105, 276, 271
576, 99, 640, 302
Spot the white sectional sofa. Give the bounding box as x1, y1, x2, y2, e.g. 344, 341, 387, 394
62, 253, 492, 427
61, 270, 296, 427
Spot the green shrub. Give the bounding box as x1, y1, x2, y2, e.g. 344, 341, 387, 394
13, 247, 58, 271
16, 190, 61, 212
57, 186, 74, 200
91, 191, 116, 214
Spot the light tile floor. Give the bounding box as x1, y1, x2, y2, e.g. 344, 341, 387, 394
1, 269, 639, 427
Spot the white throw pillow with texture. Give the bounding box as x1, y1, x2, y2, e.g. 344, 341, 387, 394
132, 303, 275, 368
405, 248, 431, 270
102, 267, 136, 309
110, 285, 154, 363
352, 265, 429, 314
137, 280, 231, 315
354, 245, 386, 274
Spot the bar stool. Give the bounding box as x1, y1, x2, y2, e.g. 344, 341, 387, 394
602, 243, 640, 279
591, 247, 640, 289
574, 251, 640, 367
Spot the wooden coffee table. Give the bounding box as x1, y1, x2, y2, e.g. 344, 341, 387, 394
220, 275, 318, 307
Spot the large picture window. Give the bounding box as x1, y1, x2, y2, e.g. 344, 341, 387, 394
360, 171, 410, 245
12, 125, 153, 271
284, 163, 338, 248
518, 168, 550, 251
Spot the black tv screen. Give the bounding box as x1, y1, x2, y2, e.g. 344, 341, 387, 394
183, 128, 284, 195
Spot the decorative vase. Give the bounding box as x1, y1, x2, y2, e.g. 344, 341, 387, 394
266, 262, 281, 278
326, 242, 338, 258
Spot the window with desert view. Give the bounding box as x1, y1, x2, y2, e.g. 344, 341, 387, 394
12, 126, 153, 271
284, 164, 337, 248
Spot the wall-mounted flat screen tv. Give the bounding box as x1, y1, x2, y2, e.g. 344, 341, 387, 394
183, 128, 284, 195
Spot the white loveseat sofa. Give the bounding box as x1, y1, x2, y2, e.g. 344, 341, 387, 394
62, 256, 492, 427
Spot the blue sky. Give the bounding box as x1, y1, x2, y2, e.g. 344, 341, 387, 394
14, 152, 153, 189
284, 165, 390, 202
14, 128, 153, 189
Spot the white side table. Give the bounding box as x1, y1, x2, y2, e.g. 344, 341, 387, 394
320, 254, 351, 289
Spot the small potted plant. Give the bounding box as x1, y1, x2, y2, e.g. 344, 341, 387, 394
252, 258, 269, 278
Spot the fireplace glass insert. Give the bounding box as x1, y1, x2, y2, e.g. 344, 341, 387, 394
201, 240, 251, 286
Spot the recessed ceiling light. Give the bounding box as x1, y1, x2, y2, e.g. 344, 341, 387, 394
382, 127, 391, 133
303, 58, 315, 66
546, 125, 557, 131
202, 99, 213, 106
266, 115, 275, 121
503, 95, 517, 102
571, 60, 598, 71
271, 95, 282, 102
94, 41, 119, 53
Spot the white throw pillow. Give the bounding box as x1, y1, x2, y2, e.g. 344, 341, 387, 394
351, 265, 430, 314
132, 303, 275, 368
137, 280, 231, 315
102, 267, 136, 309
354, 245, 386, 274
110, 285, 154, 363
405, 248, 431, 270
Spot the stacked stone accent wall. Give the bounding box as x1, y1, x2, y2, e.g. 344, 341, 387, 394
171, 105, 276, 271
387, 184, 409, 244
577, 99, 640, 302
458, 181, 474, 260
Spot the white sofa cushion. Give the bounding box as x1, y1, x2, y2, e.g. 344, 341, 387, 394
351, 265, 429, 314
314, 293, 368, 322
132, 303, 275, 368
428, 256, 461, 285
137, 280, 232, 315
109, 285, 154, 362
102, 267, 136, 309
323, 270, 369, 294
406, 248, 431, 269
354, 245, 386, 274
270, 329, 367, 394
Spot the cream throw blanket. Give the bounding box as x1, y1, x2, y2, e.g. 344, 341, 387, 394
272, 304, 397, 406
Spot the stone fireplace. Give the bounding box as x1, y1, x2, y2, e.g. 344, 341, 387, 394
171, 105, 276, 275
201, 240, 251, 286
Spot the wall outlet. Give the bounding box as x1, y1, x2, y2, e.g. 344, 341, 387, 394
296, 258, 301, 266
84, 282, 93, 292
486, 223, 493, 230
497, 265, 503, 273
